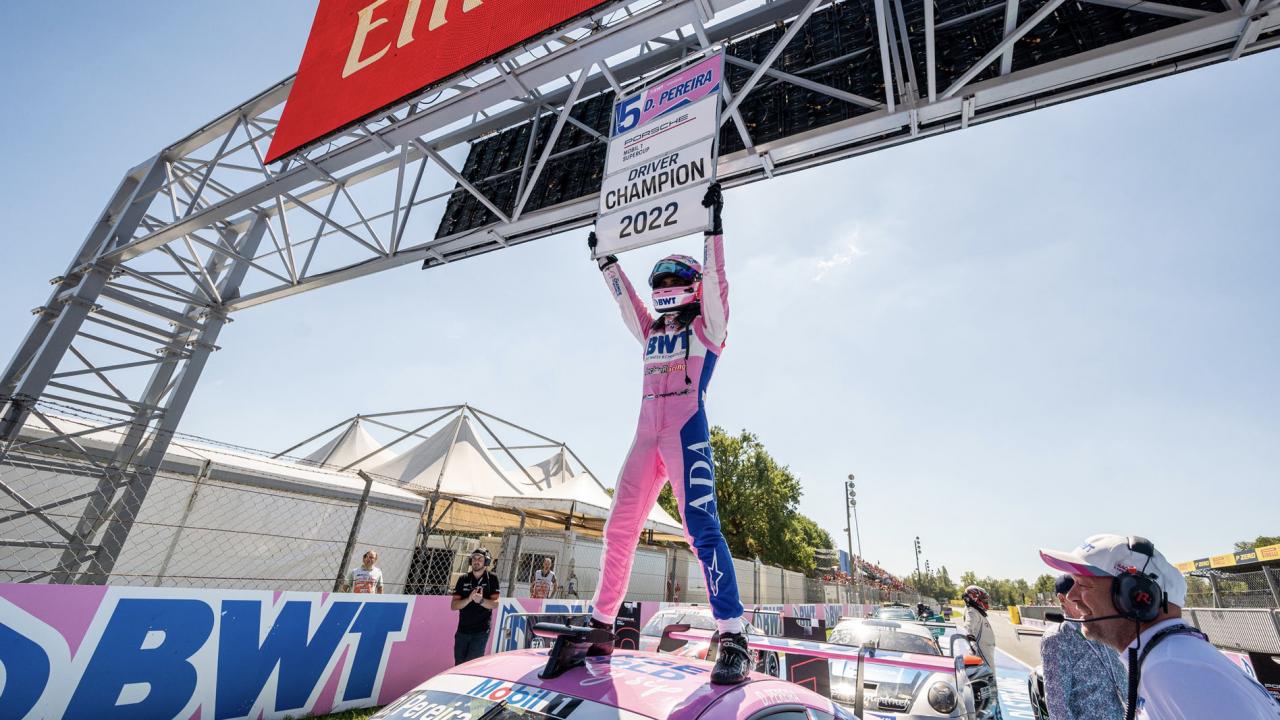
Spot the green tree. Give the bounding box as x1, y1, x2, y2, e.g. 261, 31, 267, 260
1013, 579, 1032, 606
652, 426, 833, 572
913, 566, 958, 602
1234, 535, 1280, 552
960, 570, 979, 588
1034, 574, 1056, 600
936, 566, 956, 601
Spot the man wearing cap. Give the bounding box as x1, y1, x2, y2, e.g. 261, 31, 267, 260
1041, 534, 1279, 719
451, 549, 501, 665
1040, 574, 1126, 720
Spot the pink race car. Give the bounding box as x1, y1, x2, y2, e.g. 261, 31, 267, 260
371, 626, 852, 720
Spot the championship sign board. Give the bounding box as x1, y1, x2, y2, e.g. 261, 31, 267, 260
593, 53, 724, 257
266, 0, 608, 163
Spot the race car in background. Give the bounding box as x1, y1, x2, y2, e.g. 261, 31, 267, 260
826, 618, 999, 720
874, 603, 948, 639
665, 624, 996, 720
871, 604, 920, 622
372, 625, 849, 720
1028, 665, 1048, 720
639, 606, 783, 677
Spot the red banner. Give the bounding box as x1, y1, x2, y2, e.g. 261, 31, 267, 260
267, 0, 607, 163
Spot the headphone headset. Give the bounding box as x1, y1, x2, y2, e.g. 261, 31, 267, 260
1110, 535, 1166, 623
471, 547, 491, 568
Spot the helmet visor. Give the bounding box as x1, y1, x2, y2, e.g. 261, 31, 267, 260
649, 260, 699, 289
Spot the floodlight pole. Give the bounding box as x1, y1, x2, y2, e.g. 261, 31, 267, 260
914, 536, 922, 584
845, 474, 860, 603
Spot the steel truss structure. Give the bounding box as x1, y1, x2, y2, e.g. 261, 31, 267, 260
1, 0, 1276, 585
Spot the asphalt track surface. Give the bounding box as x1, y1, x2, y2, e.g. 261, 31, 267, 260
989, 611, 1044, 719
989, 611, 1044, 668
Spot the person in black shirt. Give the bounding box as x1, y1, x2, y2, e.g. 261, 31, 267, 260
451, 548, 501, 664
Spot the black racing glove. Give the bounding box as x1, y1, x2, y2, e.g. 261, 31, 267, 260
702, 182, 724, 236
588, 232, 617, 270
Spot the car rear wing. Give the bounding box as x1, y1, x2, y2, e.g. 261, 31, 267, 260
532, 622, 614, 680
664, 627, 969, 718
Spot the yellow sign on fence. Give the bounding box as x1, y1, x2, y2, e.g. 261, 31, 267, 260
1177, 543, 1280, 574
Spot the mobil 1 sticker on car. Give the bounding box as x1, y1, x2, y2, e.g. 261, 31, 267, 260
594, 52, 724, 256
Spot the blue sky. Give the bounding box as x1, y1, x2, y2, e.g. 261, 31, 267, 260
2, 3, 1277, 583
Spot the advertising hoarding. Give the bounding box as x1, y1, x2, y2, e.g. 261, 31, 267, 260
267, 0, 607, 163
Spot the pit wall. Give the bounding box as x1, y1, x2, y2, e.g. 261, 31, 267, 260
0, 583, 880, 720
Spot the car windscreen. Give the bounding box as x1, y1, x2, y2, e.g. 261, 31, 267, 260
874, 608, 917, 621
375, 688, 498, 720
640, 611, 716, 636
829, 626, 941, 655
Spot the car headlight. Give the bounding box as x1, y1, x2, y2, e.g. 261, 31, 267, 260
928, 681, 958, 714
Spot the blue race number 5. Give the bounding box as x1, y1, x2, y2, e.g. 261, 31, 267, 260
615, 96, 642, 135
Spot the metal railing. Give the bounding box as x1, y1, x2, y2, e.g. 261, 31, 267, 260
1186, 568, 1280, 609
1019, 603, 1280, 655
4, 437, 876, 608
1, 442, 421, 592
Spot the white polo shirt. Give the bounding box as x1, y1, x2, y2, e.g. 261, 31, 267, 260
1121, 618, 1280, 719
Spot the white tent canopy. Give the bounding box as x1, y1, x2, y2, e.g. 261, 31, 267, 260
299, 418, 398, 471
529, 448, 576, 488
492, 471, 684, 536
280, 404, 686, 540
365, 415, 540, 499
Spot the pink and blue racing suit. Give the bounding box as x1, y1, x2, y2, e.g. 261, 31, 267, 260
590, 233, 744, 634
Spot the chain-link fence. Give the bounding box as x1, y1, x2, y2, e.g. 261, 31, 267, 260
1186, 569, 1280, 609
808, 577, 939, 607
3, 416, 928, 608
0, 441, 424, 592
1183, 607, 1280, 654
407, 526, 839, 607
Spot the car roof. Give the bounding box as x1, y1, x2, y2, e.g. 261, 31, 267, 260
832, 617, 935, 640
443, 649, 829, 720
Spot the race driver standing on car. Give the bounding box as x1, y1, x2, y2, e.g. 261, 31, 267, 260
963, 585, 998, 671
584, 183, 751, 685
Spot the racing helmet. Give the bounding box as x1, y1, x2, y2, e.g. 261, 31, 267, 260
963, 585, 991, 611
649, 254, 702, 313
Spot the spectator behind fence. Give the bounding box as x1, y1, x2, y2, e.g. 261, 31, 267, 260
343, 550, 384, 594
531, 557, 556, 599
1041, 574, 1126, 720
451, 548, 501, 665
1041, 534, 1280, 720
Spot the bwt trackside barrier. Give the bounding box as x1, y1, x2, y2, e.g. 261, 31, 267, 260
0, 584, 448, 720
0, 582, 887, 719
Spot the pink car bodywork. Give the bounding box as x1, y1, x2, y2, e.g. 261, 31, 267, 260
379, 649, 840, 720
